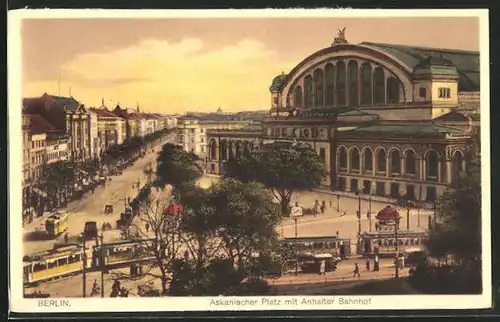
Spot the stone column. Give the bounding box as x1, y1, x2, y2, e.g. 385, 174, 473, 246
372, 152, 376, 176
437, 159, 442, 183
446, 159, 452, 184
385, 155, 390, 178
346, 150, 350, 174
400, 155, 405, 176
420, 157, 425, 181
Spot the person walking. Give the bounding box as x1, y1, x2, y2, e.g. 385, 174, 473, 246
145, 223, 150, 232
329, 200, 332, 208
353, 263, 361, 278
320, 201, 326, 214
365, 258, 371, 271
320, 260, 326, 276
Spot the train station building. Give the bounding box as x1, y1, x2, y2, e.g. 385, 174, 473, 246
206, 32, 480, 203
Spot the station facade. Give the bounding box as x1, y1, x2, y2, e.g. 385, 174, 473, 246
206, 34, 480, 203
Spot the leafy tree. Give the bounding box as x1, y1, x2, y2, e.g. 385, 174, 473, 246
225, 144, 325, 216
155, 143, 203, 189
209, 178, 282, 273
426, 155, 481, 261
177, 184, 224, 295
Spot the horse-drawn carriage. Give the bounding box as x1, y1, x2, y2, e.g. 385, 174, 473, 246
104, 204, 113, 214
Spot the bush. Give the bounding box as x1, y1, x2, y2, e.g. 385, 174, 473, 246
408, 260, 482, 294
224, 277, 271, 296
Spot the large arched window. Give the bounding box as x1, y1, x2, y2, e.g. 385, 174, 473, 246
373, 68, 385, 104
220, 140, 228, 161
390, 149, 401, 175
348, 61, 359, 106
227, 142, 234, 160
336, 61, 346, 106
425, 150, 439, 178
364, 148, 373, 172
235, 141, 242, 159
325, 63, 335, 106
304, 75, 313, 107
314, 69, 324, 108
405, 150, 417, 175
361, 63, 372, 105
387, 77, 400, 104
338, 147, 347, 169
243, 141, 251, 158
350, 147, 360, 171
294, 86, 303, 108
209, 140, 217, 160
376, 149, 386, 173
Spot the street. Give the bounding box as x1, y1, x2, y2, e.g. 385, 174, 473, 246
25, 256, 408, 297
23, 135, 174, 255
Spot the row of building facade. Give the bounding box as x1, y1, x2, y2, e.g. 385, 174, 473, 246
22, 93, 178, 203
203, 34, 481, 204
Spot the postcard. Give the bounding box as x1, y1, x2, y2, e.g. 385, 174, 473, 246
8, 8, 491, 313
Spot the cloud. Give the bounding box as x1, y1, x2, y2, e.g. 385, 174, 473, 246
24, 37, 295, 113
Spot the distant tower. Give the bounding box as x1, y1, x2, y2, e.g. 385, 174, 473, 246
137, 101, 140, 113
101, 97, 105, 107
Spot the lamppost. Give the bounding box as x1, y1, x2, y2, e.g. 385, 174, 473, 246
355, 190, 361, 236
98, 233, 105, 298
394, 216, 400, 279
336, 194, 340, 212
81, 233, 88, 298
290, 203, 303, 276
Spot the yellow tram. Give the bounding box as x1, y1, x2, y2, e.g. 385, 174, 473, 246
23, 245, 89, 285
357, 230, 428, 257
45, 211, 68, 238
281, 236, 352, 258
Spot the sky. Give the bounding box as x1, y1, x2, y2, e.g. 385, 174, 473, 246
21, 16, 479, 114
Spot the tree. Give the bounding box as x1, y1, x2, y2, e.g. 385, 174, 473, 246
209, 178, 282, 274
176, 184, 224, 295
426, 155, 481, 261
40, 160, 76, 207
116, 198, 180, 295
226, 144, 325, 216
155, 144, 203, 190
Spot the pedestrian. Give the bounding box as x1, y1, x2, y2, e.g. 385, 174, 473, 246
353, 263, 360, 278
374, 255, 380, 271
336, 230, 339, 237
320, 260, 326, 276
329, 200, 332, 208
138, 264, 143, 275
366, 258, 371, 271
320, 200, 326, 214
145, 223, 150, 232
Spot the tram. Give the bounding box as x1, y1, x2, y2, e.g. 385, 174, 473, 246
45, 211, 68, 238
281, 236, 352, 258
91, 238, 156, 268
357, 230, 428, 257
23, 244, 90, 285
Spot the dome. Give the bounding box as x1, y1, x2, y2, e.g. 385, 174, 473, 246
376, 206, 401, 221
269, 73, 288, 92
413, 54, 459, 77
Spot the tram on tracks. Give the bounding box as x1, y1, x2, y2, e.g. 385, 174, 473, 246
91, 238, 156, 268
23, 244, 91, 285
357, 230, 428, 257
281, 235, 352, 258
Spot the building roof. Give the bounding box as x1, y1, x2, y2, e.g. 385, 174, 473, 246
89, 108, 122, 118
44, 93, 82, 112
269, 73, 288, 92
433, 110, 470, 122
345, 123, 464, 134
26, 114, 57, 135
376, 206, 401, 221
360, 42, 479, 91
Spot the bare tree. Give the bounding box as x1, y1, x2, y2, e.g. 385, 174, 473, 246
113, 198, 181, 295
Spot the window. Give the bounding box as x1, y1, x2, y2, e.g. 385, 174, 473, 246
303, 129, 310, 138
201, 137, 204, 143
438, 87, 451, 98
348, 61, 359, 106
337, 177, 346, 191
390, 183, 400, 198
338, 147, 347, 169
361, 63, 372, 105
426, 186, 437, 202
281, 128, 287, 137
314, 69, 324, 107
419, 87, 426, 98
350, 179, 358, 192
350, 148, 360, 171
376, 149, 386, 172
294, 86, 303, 108
336, 61, 346, 106
376, 182, 385, 196
325, 64, 335, 106
304, 75, 314, 107
191, 129, 195, 134
406, 185, 416, 200
319, 148, 326, 162
390, 150, 401, 175
364, 149, 373, 171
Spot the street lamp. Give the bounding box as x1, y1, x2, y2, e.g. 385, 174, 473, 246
336, 194, 340, 212
290, 203, 303, 276
394, 216, 400, 279
355, 189, 361, 236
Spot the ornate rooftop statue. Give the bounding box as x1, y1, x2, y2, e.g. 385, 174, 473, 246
332, 27, 348, 45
